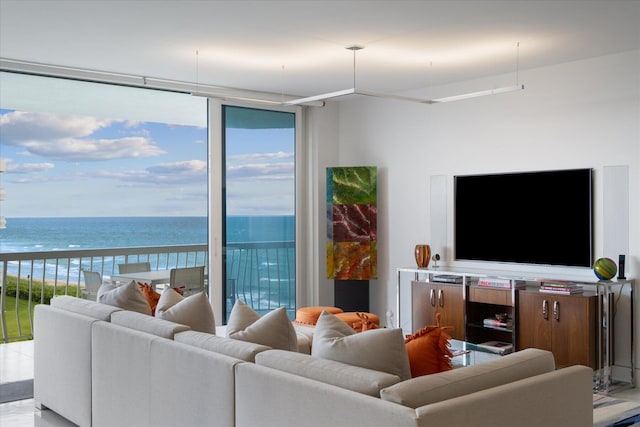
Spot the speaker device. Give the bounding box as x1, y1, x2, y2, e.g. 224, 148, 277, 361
618, 254, 626, 280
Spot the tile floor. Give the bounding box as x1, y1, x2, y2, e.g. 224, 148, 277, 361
1, 340, 640, 426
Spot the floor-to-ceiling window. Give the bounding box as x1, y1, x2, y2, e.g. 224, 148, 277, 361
221, 106, 296, 321
0, 71, 208, 279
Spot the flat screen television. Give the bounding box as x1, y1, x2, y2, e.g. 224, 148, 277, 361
454, 168, 593, 268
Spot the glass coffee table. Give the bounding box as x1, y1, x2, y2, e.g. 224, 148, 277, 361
449, 339, 503, 368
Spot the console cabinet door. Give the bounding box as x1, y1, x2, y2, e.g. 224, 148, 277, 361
517, 292, 552, 352
517, 290, 596, 369
411, 281, 464, 340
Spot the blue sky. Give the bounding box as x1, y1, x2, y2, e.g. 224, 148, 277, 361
0, 108, 295, 218
0, 73, 295, 218
225, 126, 295, 216
0, 108, 207, 217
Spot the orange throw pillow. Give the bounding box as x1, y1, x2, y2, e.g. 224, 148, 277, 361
404, 313, 453, 377
334, 312, 380, 332
354, 312, 380, 332
137, 282, 161, 316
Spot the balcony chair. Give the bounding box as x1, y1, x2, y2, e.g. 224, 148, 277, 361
117, 261, 151, 274
170, 266, 206, 297
81, 269, 103, 301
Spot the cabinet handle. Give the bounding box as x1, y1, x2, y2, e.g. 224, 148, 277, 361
429, 289, 436, 307
542, 299, 548, 320
553, 301, 559, 321
438, 289, 444, 307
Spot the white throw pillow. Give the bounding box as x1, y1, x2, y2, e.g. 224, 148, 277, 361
311, 311, 412, 381
97, 280, 151, 316
226, 299, 298, 352
155, 289, 215, 334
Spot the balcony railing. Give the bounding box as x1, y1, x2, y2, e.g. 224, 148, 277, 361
1, 242, 296, 343
225, 241, 296, 319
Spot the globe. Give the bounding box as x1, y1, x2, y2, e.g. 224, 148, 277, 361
593, 257, 617, 280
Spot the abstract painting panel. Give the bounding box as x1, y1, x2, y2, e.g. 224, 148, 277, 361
326, 166, 377, 279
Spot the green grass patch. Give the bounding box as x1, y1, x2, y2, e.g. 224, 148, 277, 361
2, 276, 80, 305
1, 295, 37, 341
1, 276, 81, 343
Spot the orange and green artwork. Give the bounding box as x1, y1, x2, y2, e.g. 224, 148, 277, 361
326, 166, 377, 279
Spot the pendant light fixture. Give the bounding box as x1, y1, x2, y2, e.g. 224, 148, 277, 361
283, 43, 524, 106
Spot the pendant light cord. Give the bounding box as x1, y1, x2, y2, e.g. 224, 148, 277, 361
516, 42, 520, 87
195, 49, 199, 94
353, 48, 357, 89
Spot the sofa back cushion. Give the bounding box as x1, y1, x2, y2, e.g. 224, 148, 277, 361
111, 310, 190, 339
92, 321, 155, 427
51, 295, 121, 321
175, 330, 270, 362
34, 304, 98, 427
380, 348, 555, 408
311, 311, 411, 381
256, 349, 402, 397
148, 337, 240, 427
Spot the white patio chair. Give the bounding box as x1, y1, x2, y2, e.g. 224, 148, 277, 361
170, 266, 206, 296
81, 270, 103, 301
118, 262, 151, 274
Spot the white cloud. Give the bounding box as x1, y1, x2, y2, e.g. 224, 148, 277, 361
19, 137, 166, 161
0, 111, 113, 142
0, 111, 165, 161
147, 160, 207, 175
227, 162, 294, 179
6, 162, 55, 174
229, 151, 293, 161
91, 160, 208, 186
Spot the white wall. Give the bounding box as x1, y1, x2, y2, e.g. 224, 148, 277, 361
304, 104, 340, 307
310, 50, 639, 375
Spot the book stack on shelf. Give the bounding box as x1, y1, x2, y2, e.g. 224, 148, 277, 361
432, 274, 463, 284
477, 277, 511, 288
476, 278, 525, 289
539, 281, 584, 295
483, 317, 513, 329
476, 341, 513, 355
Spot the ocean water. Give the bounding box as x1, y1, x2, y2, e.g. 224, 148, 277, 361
0, 216, 294, 253
0, 217, 207, 253
0, 216, 295, 293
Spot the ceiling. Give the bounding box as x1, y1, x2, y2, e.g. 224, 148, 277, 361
1, 0, 639, 99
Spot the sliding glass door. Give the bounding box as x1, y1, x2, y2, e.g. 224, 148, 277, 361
222, 106, 296, 321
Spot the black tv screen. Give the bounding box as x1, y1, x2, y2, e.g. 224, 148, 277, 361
454, 168, 593, 268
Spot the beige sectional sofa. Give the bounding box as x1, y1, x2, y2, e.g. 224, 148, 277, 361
34, 296, 594, 427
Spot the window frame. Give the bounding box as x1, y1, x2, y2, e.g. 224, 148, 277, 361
207, 99, 305, 324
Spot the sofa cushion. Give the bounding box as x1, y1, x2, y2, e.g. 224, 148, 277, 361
226, 299, 298, 352
292, 323, 316, 345
97, 280, 152, 315
294, 327, 313, 355
380, 348, 555, 408
50, 295, 121, 321
155, 289, 215, 334
256, 349, 402, 397
175, 330, 271, 362
111, 310, 190, 339
311, 311, 411, 381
